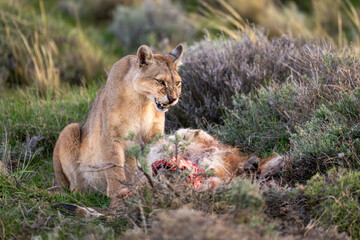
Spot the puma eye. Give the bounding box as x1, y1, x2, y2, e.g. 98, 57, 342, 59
176, 81, 181, 86
156, 79, 166, 86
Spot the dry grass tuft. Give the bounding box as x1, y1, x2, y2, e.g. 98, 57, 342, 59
199, 0, 360, 51
0, 1, 110, 93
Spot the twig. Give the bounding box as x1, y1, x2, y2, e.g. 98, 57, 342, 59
126, 213, 141, 230
227, 162, 242, 184
137, 166, 154, 188
19, 203, 30, 227
1, 220, 5, 240
138, 201, 148, 234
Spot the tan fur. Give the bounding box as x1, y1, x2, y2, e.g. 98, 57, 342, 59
147, 129, 285, 186
53, 45, 184, 204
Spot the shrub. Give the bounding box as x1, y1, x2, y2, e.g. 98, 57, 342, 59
124, 207, 276, 240
122, 168, 266, 229
302, 168, 360, 239
180, 33, 360, 181
168, 33, 294, 128
216, 82, 360, 181
305, 72, 359, 182
284, 91, 360, 183
167, 32, 360, 130
216, 83, 299, 156
229, 179, 264, 213
109, 0, 198, 51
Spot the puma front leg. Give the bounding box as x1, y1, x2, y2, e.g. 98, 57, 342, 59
101, 139, 128, 199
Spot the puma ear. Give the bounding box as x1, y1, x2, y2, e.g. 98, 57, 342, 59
168, 44, 184, 65
137, 45, 154, 67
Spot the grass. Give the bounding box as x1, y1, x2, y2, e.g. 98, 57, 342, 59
0, 84, 99, 156
0, 83, 132, 239
0, 0, 117, 93
0, 172, 118, 239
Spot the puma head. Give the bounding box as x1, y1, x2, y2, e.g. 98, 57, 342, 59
133, 44, 184, 112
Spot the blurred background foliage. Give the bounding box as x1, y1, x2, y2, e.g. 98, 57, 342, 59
0, 0, 359, 93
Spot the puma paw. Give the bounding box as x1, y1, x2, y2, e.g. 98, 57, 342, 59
109, 187, 133, 209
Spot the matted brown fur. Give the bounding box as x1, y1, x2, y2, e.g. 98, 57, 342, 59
53, 45, 184, 207
147, 129, 285, 188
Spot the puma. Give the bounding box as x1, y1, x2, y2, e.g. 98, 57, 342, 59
54, 128, 285, 219
53, 44, 184, 206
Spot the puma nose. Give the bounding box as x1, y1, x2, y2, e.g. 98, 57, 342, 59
168, 96, 177, 104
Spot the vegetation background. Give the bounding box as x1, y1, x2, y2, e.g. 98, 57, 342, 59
1, 0, 360, 239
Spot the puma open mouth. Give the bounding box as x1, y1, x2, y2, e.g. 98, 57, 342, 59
155, 98, 170, 112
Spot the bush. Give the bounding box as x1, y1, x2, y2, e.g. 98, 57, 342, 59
167, 31, 360, 130
218, 84, 360, 181
216, 83, 298, 156
120, 167, 266, 228
302, 168, 360, 239
109, 0, 198, 51
175, 32, 360, 182
284, 91, 360, 182
168, 33, 294, 128
229, 179, 264, 213
124, 207, 276, 240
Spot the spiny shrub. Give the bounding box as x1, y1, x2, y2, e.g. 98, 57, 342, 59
167, 32, 360, 129
302, 168, 360, 239
110, 0, 198, 51
216, 83, 301, 156
218, 83, 360, 157
229, 179, 264, 213
284, 90, 360, 182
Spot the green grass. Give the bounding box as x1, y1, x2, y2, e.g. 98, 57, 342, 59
0, 83, 135, 239
0, 172, 121, 239
0, 84, 99, 154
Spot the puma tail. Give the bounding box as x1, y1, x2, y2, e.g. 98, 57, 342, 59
53, 203, 105, 219
53, 123, 82, 189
